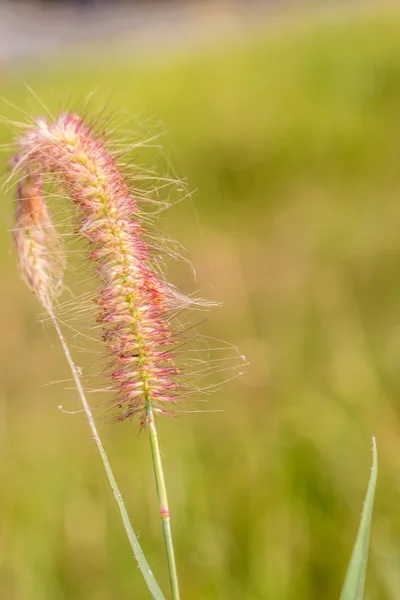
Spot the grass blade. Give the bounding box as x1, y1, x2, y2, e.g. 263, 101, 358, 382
340, 437, 378, 600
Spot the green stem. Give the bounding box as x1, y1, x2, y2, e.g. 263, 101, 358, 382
47, 305, 165, 600
145, 402, 181, 600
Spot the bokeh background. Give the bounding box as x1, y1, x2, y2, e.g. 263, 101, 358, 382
2, 1, 400, 598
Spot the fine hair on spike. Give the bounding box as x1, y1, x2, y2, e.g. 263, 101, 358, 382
10, 111, 237, 424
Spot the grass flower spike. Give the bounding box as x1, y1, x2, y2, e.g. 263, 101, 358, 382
15, 113, 182, 422
11, 111, 189, 599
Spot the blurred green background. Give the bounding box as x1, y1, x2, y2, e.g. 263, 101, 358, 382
3, 3, 400, 599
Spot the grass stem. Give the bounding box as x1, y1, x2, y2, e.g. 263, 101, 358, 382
146, 402, 180, 600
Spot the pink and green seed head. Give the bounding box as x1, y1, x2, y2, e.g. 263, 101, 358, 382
13, 112, 184, 422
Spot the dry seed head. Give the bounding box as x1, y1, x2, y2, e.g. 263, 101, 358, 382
12, 112, 195, 422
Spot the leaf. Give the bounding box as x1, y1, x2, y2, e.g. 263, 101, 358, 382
340, 437, 378, 600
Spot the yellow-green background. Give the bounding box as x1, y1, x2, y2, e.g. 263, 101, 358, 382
2, 4, 400, 599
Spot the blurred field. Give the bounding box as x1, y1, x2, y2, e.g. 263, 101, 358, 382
3, 4, 400, 599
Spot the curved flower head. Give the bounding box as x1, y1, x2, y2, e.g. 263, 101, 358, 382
12, 112, 190, 422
